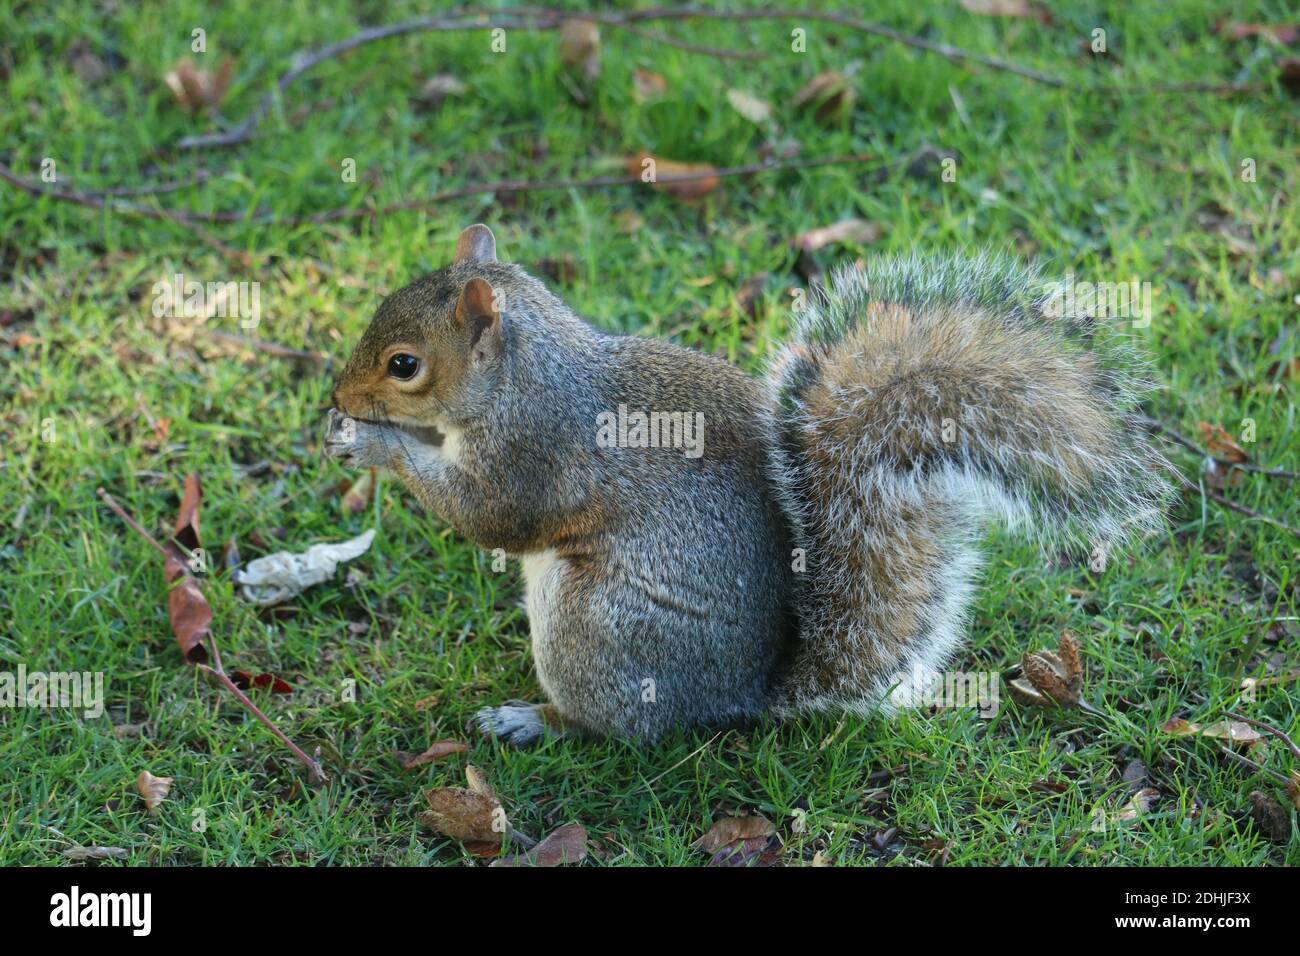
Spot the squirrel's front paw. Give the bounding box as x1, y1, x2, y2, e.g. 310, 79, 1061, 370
475, 702, 549, 749
324, 408, 385, 467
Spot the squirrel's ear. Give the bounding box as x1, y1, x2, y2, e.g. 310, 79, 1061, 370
453, 224, 497, 264
454, 277, 503, 363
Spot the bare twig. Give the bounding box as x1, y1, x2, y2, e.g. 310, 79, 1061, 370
198, 664, 327, 784
1139, 412, 1300, 480
1168, 468, 1300, 540
0, 152, 877, 227
1218, 744, 1290, 785
174, 4, 1261, 152
1223, 710, 1300, 761
95, 486, 328, 786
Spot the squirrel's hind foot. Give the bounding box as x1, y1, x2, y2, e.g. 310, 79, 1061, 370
474, 701, 558, 748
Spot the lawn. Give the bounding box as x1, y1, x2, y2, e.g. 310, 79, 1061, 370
1, 0, 1297, 866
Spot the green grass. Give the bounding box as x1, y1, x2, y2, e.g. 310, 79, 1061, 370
2, 0, 1298, 866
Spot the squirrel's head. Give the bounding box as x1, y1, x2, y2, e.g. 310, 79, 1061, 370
330, 224, 508, 428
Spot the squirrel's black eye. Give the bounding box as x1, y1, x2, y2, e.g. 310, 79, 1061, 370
386, 353, 420, 380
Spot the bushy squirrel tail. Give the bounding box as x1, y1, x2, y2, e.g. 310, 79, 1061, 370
766, 252, 1171, 716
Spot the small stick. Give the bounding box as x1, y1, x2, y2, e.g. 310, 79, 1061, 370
1223, 710, 1300, 761
1218, 744, 1290, 785
198, 664, 327, 784
96, 486, 328, 786
1138, 412, 1300, 480
0, 152, 878, 227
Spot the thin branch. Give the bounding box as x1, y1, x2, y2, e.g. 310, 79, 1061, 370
0, 152, 877, 227
1168, 468, 1300, 540
198, 664, 327, 785
1223, 710, 1300, 761
1139, 412, 1300, 480
171, 6, 1261, 153
1218, 744, 1290, 785
96, 486, 328, 786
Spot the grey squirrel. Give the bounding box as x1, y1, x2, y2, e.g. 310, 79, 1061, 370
325, 224, 1170, 746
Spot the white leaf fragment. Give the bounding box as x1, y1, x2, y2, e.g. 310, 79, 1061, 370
235, 529, 376, 605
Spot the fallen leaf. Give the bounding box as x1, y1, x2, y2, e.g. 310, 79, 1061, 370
625, 152, 719, 201
1115, 787, 1160, 822
692, 814, 779, 865
163, 474, 211, 664
1287, 771, 1300, 812
1248, 790, 1292, 843
422, 788, 506, 843
1196, 422, 1249, 463
397, 739, 470, 769
632, 69, 667, 102
558, 19, 600, 81
1161, 717, 1263, 744
164, 57, 234, 114
136, 770, 172, 814
790, 70, 855, 125
234, 529, 376, 605
791, 218, 883, 253
1279, 57, 1300, 95
62, 846, 129, 862
726, 88, 773, 124
1008, 631, 1083, 708
464, 763, 497, 799
229, 670, 294, 694
417, 74, 466, 109
493, 823, 588, 867
960, 0, 1053, 25
341, 467, 376, 514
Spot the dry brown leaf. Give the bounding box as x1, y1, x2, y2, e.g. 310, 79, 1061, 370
1248, 790, 1292, 843
692, 814, 776, 853
163, 474, 211, 664
341, 467, 376, 514
1115, 787, 1160, 822
790, 70, 855, 125
791, 219, 883, 253
1280, 57, 1300, 95
397, 739, 470, 770
559, 19, 600, 81
164, 57, 234, 114
136, 770, 172, 814
1162, 717, 1263, 744
464, 763, 497, 799
493, 823, 588, 867
625, 152, 719, 201
417, 74, 466, 109
1287, 771, 1300, 812
960, 0, 1053, 25
726, 88, 773, 124
1196, 422, 1249, 463
632, 69, 667, 102
1010, 631, 1083, 707
422, 787, 506, 843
